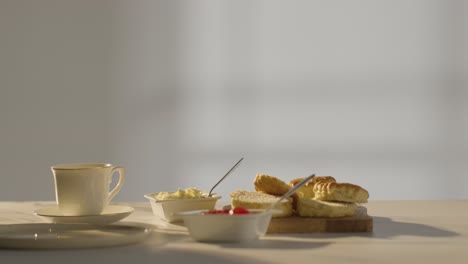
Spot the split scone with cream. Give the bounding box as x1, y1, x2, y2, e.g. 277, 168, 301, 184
230, 190, 293, 218
297, 198, 357, 217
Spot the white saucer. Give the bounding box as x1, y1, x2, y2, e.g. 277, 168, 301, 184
0, 223, 151, 249
34, 205, 134, 224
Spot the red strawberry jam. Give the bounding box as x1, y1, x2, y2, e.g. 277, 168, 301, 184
230, 207, 250, 215
203, 207, 251, 215
204, 209, 230, 214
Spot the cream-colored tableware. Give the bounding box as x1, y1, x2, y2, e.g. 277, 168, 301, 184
0, 223, 150, 249
144, 193, 221, 223
176, 209, 279, 243
34, 205, 134, 224
51, 163, 125, 216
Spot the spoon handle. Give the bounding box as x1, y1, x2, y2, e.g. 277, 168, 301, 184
208, 157, 244, 197
265, 174, 316, 211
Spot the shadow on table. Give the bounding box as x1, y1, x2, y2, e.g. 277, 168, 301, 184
0, 221, 274, 264
123, 221, 331, 250
218, 239, 331, 250
369, 216, 460, 239
287, 216, 460, 239
117, 221, 192, 247
1, 246, 273, 264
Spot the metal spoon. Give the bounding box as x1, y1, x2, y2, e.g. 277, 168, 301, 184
264, 174, 316, 211
207, 157, 244, 197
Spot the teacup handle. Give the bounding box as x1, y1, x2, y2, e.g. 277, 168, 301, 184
108, 166, 126, 202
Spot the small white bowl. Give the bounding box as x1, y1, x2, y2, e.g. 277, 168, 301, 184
176, 209, 279, 243
144, 193, 221, 223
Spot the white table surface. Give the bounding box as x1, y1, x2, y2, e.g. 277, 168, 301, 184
1, 200, 467, 264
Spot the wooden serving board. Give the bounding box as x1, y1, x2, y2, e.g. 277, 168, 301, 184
267, 206, 373, 234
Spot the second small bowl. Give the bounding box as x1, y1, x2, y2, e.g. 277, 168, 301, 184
144, 193, 221, 223
176, 209, 279, 243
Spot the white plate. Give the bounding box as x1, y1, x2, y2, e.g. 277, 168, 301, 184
34, 205, 134, 224
0, 223, 151, 249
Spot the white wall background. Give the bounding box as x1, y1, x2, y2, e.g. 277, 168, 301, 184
0, 0, 467, 201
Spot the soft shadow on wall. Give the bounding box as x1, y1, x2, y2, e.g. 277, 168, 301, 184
109, 0, 468, 200
0, 0, 467, 201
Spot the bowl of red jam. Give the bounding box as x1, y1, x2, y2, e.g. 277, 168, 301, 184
176, 207, 279, 243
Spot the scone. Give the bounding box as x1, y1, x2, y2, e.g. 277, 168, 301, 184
297, 198, 357, 217
230, 190, 293, 218
254, 174, 292, 196
254, 173, 300, 209
289, 176, 337, 198
313, 182, 369, 203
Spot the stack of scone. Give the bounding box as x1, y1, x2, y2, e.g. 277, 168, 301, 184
230, 174, 369, 218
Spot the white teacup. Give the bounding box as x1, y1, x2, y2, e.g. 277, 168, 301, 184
51, 163, 126, 216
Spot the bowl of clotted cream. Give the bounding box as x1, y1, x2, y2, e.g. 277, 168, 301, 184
144, 187, 221, 223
